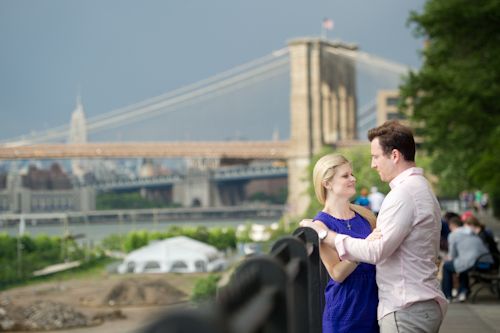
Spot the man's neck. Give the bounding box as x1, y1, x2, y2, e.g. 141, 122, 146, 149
395, 161, 417, 177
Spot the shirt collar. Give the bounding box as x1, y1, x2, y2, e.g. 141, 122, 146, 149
389, 167, 423, 189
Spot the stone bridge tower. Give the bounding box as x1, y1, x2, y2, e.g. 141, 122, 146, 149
287, 38, 358, 216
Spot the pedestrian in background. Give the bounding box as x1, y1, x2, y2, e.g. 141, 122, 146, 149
354, 187, 371, 208
368, 186, 385, 216
442, 216, 492, 302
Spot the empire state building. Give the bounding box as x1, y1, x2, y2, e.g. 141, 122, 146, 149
68, 95, 87, 178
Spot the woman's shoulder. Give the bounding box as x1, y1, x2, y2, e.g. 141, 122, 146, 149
349, 203, 376, 230
313, 211, 339, 230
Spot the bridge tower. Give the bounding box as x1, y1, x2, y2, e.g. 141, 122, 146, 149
287, 38, 358, 216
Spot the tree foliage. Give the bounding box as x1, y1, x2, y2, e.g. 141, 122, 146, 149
96, 192, 181, 210
0, 233, 87, 289
400, 0, 500, 215
101, 226, 237, 252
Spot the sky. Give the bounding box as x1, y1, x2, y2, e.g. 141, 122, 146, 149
0, 0, 426, 142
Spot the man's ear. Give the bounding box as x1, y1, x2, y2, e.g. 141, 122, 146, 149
391, 149, 400, 163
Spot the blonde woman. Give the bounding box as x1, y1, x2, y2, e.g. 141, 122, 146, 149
305, 154, 379, 333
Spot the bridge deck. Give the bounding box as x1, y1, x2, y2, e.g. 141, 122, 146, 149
0, 141, 290, 160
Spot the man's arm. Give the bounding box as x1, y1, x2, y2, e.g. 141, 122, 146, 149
310, 192, 413, 265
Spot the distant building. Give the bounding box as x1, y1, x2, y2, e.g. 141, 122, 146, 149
0, 164, 95, 213
376, 90, 408, 126
68, 95, 88, 179
376, 90, 421, 144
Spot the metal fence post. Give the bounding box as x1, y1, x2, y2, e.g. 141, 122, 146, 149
293, 227, 327, 333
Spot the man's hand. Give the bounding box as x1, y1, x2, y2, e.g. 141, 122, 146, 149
366, 228, 382, 241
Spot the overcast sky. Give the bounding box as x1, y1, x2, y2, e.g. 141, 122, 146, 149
0, 0, 426, 142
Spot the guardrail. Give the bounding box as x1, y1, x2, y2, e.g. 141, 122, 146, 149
141, 227, 327, 333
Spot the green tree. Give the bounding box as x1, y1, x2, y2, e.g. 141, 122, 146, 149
400, 0, 500, 215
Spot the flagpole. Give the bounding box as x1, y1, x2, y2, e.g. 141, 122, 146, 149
322, 18, 334, 41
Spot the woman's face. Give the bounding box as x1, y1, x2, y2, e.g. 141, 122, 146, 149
325, 163, 356, 199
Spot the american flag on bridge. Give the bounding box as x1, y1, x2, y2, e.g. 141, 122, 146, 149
322, 18, 334, 30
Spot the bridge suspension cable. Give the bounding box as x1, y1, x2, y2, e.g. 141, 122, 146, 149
87, 47, 289, 125
325, 47, 414, 75
85, 57, 289, 133
357, 99, 378, 130
1, 48, 290, 147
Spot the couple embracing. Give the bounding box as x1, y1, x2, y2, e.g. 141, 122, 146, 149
301, 120, 448, 333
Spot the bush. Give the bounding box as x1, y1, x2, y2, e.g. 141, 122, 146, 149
191, 274, 221, 303
0, 233, 87, 289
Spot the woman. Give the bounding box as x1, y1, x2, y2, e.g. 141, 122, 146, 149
308, 154, 379, 333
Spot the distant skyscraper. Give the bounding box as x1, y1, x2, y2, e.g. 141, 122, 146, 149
69, 95, 87, 144
69, 95, 88, 178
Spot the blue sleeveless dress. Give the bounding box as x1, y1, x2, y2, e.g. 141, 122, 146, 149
314, 211, 379, 333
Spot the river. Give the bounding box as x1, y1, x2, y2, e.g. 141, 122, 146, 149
0, 218, 278, 244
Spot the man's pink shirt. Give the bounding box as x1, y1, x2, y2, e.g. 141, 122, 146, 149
335, 167, 448, 319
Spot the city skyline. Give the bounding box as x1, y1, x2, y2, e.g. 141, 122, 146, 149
0, 0, 426, 142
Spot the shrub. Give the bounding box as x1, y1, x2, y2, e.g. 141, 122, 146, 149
191, 274, 221, 303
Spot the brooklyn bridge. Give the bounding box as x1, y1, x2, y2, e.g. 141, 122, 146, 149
0, 37, 410, 217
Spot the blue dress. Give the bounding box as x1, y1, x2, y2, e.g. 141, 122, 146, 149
314, 211, 379, 333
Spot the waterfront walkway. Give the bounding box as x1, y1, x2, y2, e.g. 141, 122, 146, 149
441, 295, 500, 332
440, 212, 500, 332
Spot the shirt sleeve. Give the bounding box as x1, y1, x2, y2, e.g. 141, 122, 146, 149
448, 232, 457, 259
335, 190, 415, 264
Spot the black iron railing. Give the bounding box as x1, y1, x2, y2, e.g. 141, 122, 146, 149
141, 227, 327, 333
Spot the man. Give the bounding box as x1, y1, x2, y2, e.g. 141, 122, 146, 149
443, 216, 491, 302
368, 186, 385, 216
301, 120, 447, 332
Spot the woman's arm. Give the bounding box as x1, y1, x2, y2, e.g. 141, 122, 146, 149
315, 220, 359, 283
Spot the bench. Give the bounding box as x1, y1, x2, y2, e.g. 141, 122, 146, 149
469, 253, 500, 303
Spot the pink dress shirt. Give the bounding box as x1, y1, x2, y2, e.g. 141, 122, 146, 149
335, 167, 448, 320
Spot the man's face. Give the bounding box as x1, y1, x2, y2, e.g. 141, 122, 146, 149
370, 137, 396, 183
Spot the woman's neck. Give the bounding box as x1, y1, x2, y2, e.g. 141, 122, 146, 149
322, 196, 353, 219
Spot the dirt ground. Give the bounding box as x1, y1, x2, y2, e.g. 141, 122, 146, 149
0, 272, 206, 333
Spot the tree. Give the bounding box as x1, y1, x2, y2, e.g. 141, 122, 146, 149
400, 0, 500, 216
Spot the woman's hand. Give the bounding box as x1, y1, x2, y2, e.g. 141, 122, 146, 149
299, 219, 324, 235
366, 228, 382, 241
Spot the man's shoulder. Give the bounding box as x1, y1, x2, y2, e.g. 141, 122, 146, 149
386, 185, 412, 201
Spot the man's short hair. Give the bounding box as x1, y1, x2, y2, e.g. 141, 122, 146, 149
443, 211, 460, 223
367, 120, 416, 162
448, 216, 463, 228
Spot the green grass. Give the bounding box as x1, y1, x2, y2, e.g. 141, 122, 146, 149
0, 257, 117, 291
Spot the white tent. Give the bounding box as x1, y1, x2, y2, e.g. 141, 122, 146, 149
117, 236, 227, 274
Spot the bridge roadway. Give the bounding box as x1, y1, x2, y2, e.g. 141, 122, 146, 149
86, 164, 288, 191
0, 141, 290, 160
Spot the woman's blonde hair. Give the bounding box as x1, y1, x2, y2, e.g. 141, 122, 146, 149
313, 154, 350, 205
